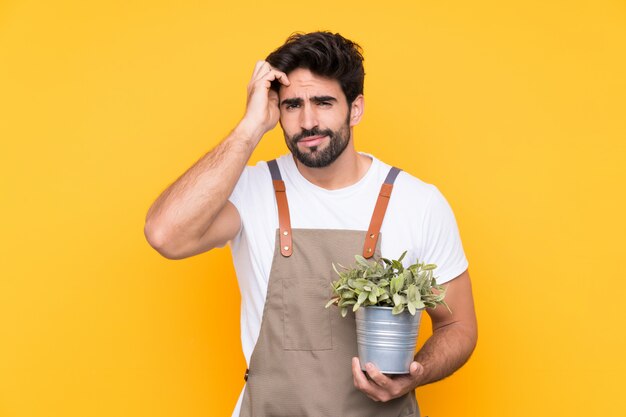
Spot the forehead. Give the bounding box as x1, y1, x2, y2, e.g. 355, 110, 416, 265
279, 68, 345, 102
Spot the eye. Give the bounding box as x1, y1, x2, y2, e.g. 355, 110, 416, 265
285, 103, 300, 110
318, 101, 331, 107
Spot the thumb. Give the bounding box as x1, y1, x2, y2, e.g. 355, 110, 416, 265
409, 361, 424, 378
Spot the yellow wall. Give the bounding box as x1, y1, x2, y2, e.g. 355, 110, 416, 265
1, 1, 625, 415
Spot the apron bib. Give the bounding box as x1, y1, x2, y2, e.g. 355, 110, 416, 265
239, 160, 420, 417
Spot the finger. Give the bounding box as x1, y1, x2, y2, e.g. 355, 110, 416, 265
409, 361, 424, 379
352, 357, 371, 389
247, 67, 285, 99
364, 362, 392, 389
352, 358, 381, 399
251, 60, 269, 79
255, 67, 290, 87
268, 89, 279, 105
272, 69, 290, 86
249, 64, 271, 90
252, 62, 273, 83
352, 357, 364, 386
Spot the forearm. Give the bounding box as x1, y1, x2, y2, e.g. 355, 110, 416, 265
144, 125, 258, 248
413, 321, 477, 387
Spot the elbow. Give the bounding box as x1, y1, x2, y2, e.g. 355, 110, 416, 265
457, 322, 478, 367
465, 320, 478, 360
469, 328, 478, 358
144, 222, 187, 260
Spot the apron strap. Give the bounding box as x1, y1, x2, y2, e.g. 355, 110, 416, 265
267, 160, 293, 257
363, 166, 402, 258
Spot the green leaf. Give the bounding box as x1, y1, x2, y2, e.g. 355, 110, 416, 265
368, 292, 377, 304
389, 276, 397, 293
398, 250, 407, 263
357, 291, 368, 304
407, 301, 416, 315
352, 279, 366, 290
325, 298, 338, 308
341, 307, 348, 317
355, 255, 370, 268
396, 274, 405, 292
392, 304, 405, 315
392, 293, 402, 306
340, 290, 355, 299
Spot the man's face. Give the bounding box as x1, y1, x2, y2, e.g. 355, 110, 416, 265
278, 68, 353, 168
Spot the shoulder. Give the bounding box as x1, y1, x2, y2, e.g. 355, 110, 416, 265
395, 170, 437, 196
230, 159, 273, 207
242, 159, 271, 179
393, 171, 454, 217
372, 157, 456, 223
236, 159, 275, 191
370, 155, 438, 202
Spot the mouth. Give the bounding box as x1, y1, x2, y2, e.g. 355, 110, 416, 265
298, 135, 327, 148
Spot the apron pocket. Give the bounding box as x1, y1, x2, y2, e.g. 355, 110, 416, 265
282, 278, 333, 351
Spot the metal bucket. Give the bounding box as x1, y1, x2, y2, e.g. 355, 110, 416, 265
355, 306, 423, 374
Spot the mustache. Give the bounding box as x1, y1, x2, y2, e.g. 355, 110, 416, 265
292, 127, 334, 143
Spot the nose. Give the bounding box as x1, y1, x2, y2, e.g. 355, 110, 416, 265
299, 103, 318, 131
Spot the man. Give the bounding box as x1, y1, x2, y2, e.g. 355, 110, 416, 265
144, 31, 477, 417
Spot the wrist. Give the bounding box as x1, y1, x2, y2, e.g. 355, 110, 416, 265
233, 120, 265, 146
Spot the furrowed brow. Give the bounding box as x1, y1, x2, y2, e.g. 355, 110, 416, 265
311, 96, 337, 103
280, 97, 303, 107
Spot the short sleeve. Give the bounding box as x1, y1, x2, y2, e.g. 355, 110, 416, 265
228, 167, 249, 213
418, 185, 469, 285
226, 161, 274, 245
227, 167, 251, 242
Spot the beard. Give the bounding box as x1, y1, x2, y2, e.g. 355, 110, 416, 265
283, 111, 351, 168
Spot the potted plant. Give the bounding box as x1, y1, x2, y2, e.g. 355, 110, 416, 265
325, 251, 451, 374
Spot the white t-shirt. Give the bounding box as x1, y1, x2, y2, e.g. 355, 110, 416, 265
227, 152, 468, 417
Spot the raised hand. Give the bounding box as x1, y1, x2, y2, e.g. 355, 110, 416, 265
237, 60, 290, 142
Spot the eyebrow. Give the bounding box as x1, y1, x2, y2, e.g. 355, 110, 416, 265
280, 95, 338, 107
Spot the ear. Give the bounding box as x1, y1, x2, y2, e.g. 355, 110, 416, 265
349, 94, 364, 127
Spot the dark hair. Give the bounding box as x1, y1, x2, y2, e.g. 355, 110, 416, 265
266, 31, 365, 104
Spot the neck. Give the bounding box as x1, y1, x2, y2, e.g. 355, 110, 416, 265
292, 139, 372, 190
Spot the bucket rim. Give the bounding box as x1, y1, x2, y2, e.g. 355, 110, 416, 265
362, 305, 425, 312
